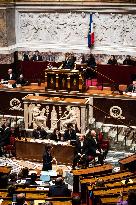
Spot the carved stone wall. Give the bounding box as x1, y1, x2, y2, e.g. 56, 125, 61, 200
16, 12, 89, 52
93, 13, 136, 48
0, 10, 8, 47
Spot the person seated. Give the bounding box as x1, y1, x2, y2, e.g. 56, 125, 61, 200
23, 52, 29, 61
107, 55, 118, 65
0, 174, 8, 189
63, 123, 76, 141
87, 130, 104, 165
16, 193, 28, 205
31, 50, 43, 61
46, 51, 55, 62
72, 195, 81, 205
48, 177, 71, 197
4, 69, 17, 81
86, 53, 96, 68
7, 185, 16, 197
8, 172, 17, 185
125, 80, 136, 93
16, 74, 28, 86
25, 173, 37, 186
73, 135, 89, 169
117, 189, 136, 205
123, 55, 134, 66
50, 128, 62, 141
20, 167, 29, 179
32, 126, 47, 139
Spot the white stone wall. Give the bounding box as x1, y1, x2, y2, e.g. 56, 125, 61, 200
15, 10, 136, 55
16, 11, 90, 53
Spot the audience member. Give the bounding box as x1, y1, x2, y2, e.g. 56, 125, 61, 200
107, 55, 118, 65
0, 174, 8, 188
73, 135, 89, 169
46, 51, 55, 62
48, 177, 71, 197
4, 69, 17, 81
21, 167, 29, 179
123, 55, 134, 66
31, 50, 43, 61
42, 145, 56, 171
25, 173, 37, 186
8, 172, 17, 185
63, 123, 76, 141
7, 185, 16, 197
16, 193, 27, 205
125, 80, 136, 93
117, 189, 136, 205
32, 126, 47, 139
87, 130, 104, 165
50, 128, 61, 141
23, 52, 29, 61
72, 195, 81, 205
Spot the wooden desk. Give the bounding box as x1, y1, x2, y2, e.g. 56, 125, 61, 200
119, 154, 136, 171
45, 69, 85, 92
0, 167, 11, 175
15, 138, 74, 165
72, 164, 112, 192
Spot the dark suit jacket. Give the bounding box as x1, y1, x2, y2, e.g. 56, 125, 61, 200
16, 78, 27, 86
123, 59, 134, 66
31, 54, 43, 61
63, 129, 76, 141
5, 73, 17, 81
87, 137, 100, 156
23, 54, 29, 61
50, 133, 61, 141
126, 84, 136, 92
42, 151, 52, 171
75, 139, 89, 156
3, 127, 11, 145
107, 59, 117, 65
32, 129, 47, 139
48, 184, 71, 197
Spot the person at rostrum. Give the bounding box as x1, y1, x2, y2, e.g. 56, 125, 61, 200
42, 145, 56, 171
48, 177, 71, 197
16, 74, 28, 86
73, 134, 89, 169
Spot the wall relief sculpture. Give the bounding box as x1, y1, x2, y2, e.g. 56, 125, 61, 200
17, 12, 89, 46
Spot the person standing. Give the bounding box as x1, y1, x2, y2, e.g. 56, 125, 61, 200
42, 145, 56, 171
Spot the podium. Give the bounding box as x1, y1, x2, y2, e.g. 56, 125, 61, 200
45, 69, 85, 92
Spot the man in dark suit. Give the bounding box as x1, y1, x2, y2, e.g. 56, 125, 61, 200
73, 135, 89, 168
48, 177, 71, 197
63, 123, 76, 141
3, 123, 11, 146
63, 53, 76, 69
123, 55, 135, 66
87, 130, 104, 165
16, 74, 28, 86
126, 80, 136, 93
31, 50, 43, 61
32, 126, 47, 139
4, 69, 17, 81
